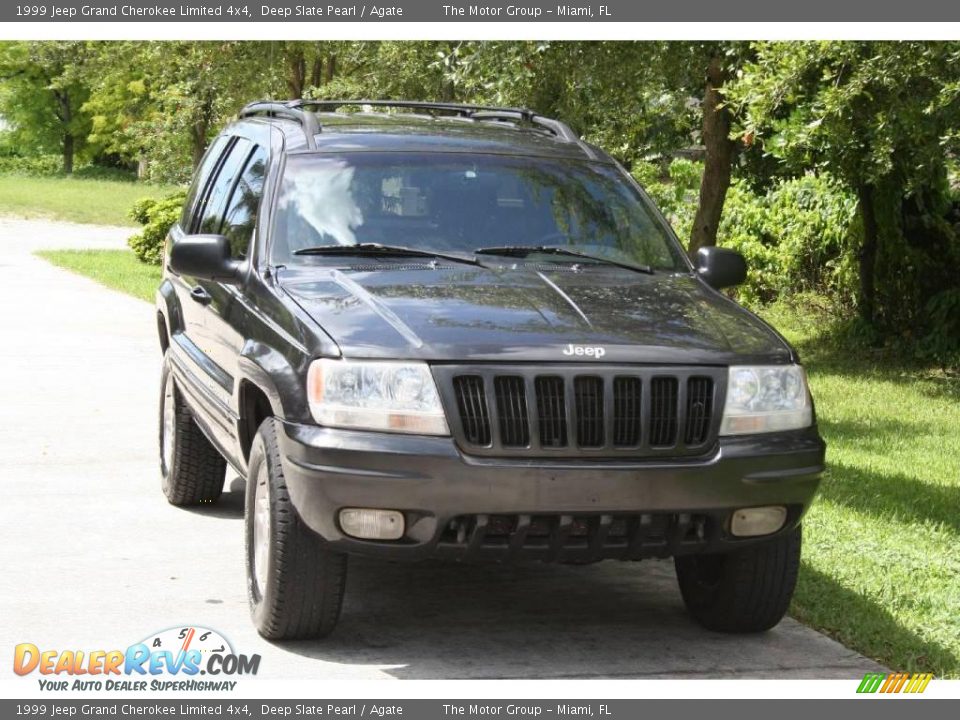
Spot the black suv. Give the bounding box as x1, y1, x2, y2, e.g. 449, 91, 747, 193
157, 100, 824, 640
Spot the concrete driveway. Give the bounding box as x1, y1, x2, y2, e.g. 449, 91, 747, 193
0, 216, 885, 685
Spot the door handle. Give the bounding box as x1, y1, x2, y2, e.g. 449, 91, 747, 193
190, 286, 213, 305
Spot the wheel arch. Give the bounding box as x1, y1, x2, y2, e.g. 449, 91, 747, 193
156, 278, 183, 355
235, 340, 311, 461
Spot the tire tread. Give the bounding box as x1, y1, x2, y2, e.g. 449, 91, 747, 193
161, 360, 226, 506
675, 526, 801, 633
248, 419, 346, 640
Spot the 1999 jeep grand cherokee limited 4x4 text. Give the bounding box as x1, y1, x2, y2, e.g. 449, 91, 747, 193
156, 100, 825, 640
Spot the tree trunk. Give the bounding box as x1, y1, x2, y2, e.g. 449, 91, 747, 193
287, 48, 306, 98
190, 95, 215, 171
324, 54, 336, 84
62, 134, 74, 175
857, 182, 879, 325
688, 54, 735, 259
191, 120, 209, 170
441, 78, 455, 102
310, 56, 324, 89
53, 88, 74, 175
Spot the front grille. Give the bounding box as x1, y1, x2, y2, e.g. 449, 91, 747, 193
494, 376, 529, 447
535, 376, 567, 447
436, 366, 723, 458
649, 377, 679, 447
574, 376, 604, 447
438, 512, 717, 561
612, 376, 642, 446
685, 376, 714, 445
452, 375, 491, 446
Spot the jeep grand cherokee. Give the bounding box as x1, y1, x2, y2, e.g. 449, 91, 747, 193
156, 100, 824, 640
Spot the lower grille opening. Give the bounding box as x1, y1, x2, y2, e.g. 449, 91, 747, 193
439, 512, 714, 561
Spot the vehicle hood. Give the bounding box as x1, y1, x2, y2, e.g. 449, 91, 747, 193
278, 263, 792, 364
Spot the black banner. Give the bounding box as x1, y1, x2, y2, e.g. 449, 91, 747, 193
4, 0, 960, 22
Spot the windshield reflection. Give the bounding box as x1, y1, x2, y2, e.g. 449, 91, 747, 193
272, 153, 685, 271
276, 159, 362, 246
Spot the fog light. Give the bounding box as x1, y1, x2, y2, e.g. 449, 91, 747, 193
339, 508, 404, 540
730, 506, 787, 537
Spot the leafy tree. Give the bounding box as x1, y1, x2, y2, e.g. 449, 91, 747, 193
727, 41, 960, 334
0, 41, 95, 173
82, 42, 280, 182
448, 41, 753, 258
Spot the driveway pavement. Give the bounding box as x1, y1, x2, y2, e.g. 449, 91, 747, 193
0, 216, 885, 688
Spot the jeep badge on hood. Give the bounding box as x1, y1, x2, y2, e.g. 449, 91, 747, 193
563, 344, 606, 358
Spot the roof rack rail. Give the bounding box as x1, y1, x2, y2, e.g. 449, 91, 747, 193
290, 99, 593, 155
238, 100, 320, 149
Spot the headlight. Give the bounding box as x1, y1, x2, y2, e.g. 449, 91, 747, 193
306, 358, 449, 435
720, 364, 813, 435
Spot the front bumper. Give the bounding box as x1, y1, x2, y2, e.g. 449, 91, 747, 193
277, 422, 824, 562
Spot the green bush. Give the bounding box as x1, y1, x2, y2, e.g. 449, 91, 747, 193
634, 161, 859, 308
719, 174, 859, 306
0, 151, 137, 181
127, 190, 187, 265
0, 153, 64, 176
917, 288, 960, 369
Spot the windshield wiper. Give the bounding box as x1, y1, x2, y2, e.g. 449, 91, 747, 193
293, 243, 483, 267
474, 246, 654, 275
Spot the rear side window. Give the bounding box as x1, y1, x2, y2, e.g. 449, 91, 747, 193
195, 138, 253, 235
221, 146, 269, 259
180, 136, 230, 230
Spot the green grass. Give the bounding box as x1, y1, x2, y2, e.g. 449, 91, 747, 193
26, 243, 960, 675
0, 174, 177, 226
36, 249, 161, 302
759, 298, 960, 677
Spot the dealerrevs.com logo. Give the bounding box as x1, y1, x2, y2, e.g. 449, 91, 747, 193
13, 626, 260, 692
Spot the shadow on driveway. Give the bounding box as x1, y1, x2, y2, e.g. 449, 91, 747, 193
190, 477, 885, 679
279, 557, 886, 678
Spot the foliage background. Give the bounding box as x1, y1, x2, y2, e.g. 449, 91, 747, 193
1, 40, 958, 366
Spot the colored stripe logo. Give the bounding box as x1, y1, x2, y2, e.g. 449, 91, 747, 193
857, 672, 934, 694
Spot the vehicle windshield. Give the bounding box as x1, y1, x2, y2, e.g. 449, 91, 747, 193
272, 152, 687, 271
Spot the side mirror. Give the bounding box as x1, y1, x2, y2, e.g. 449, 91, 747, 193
696, 246, 747, 290
170, 234, 241, 283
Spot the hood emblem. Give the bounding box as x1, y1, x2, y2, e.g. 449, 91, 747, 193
563, 344, 606, 359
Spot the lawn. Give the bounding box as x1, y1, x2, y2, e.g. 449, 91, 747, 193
0, 174, 176, 226
30, 243, 960, 676
36, 249, 161, 302
759, 300, 960, 677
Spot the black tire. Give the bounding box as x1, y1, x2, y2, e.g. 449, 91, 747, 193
159, 353, 226, 506
245, 418, 347, 640
675, 525, 801, 633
